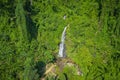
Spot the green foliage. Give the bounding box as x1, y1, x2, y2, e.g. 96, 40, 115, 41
15, 0, 28, 42
23, 57, 39, 80
0, 0, 120, 80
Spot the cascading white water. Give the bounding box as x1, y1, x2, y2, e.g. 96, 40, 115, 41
58, 27, 67, 57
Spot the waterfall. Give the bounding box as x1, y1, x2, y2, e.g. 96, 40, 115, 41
58, 27, 67, 57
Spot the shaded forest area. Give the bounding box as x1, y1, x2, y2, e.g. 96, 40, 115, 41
0, 0, 120, 80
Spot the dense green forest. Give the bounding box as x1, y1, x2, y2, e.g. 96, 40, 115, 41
0, 0, 120, 80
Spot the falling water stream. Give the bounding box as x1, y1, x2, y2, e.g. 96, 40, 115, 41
58, 27, 67, 57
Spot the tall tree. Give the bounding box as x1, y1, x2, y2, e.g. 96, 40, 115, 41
15, 0, 28, 42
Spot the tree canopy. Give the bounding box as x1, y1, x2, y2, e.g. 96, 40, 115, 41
0, 0, 120, 80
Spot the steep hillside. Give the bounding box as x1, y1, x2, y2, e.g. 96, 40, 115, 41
0, 0, 120, 80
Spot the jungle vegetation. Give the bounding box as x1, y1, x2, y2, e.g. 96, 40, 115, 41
0, 0, 120, 80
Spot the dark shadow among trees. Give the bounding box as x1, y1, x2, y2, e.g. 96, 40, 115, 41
26, 16, 38, 41
63, 73, 68, 80
24, 0, 38, 41
35, 61, 46, 78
